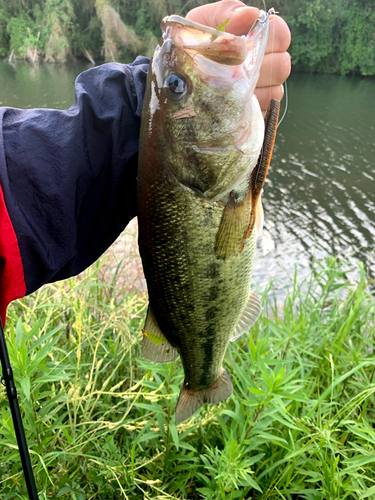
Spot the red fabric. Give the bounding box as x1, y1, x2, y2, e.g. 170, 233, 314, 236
0, 183, 26, 326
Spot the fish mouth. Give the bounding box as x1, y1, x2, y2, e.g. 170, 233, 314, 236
157, 10, 271, 98
160, 10, 272, 67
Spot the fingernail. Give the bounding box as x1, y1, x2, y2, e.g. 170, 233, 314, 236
234, 6, 251, 13
281, 84, 284, 97
234, 6, 260, 18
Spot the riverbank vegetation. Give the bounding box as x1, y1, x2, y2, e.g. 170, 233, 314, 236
0, 0, 374, 74
0, 255, 374, 499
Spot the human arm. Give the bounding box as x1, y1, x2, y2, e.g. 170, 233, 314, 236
0, 58, 149, 323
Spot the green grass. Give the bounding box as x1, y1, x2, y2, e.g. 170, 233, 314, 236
0, 256, 375, 500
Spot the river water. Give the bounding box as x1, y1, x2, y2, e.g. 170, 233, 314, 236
0, 61, 374, 295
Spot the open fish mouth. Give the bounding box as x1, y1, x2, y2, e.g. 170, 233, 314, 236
159, 9, 272, 90
161, 9, 273, 67
153, 8, 273, 101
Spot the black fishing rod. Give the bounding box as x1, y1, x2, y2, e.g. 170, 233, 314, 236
0, 318, 39, 500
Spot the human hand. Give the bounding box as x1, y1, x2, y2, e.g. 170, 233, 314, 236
186, 0, 291, 116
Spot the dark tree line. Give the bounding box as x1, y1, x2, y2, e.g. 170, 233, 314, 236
0, 0, 374, 75
278, 0, 375, 75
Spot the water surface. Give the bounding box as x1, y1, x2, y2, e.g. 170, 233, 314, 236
0, 62, 374, 294
0, 60, 89, 109
259, 73, 375, 293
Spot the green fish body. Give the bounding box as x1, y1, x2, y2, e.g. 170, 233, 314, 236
138, 11, 277, 422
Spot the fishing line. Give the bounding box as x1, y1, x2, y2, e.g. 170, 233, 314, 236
264, 4, 289, 129
277, 78, 288, 128
177, 0, 196, 16
269, 5, 274, 92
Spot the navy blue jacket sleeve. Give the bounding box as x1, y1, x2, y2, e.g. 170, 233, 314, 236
0, 57, 149, 302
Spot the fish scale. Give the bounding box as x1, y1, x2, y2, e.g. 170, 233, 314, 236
139, 159, 256, 394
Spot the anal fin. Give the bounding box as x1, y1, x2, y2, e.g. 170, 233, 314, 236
230, 290, 262, 342
142, 306, 178, 363
175, 368, 233, 423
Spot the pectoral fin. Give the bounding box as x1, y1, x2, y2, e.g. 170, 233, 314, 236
214, 189, 252, 259
142, 306, 178, 363
230, 290, 262, 341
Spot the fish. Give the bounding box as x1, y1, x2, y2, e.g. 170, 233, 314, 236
137, 10, 280, 423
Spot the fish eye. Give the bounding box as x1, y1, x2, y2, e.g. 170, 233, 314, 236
164, 73, 187, 96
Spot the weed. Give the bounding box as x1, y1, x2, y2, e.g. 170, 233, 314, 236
0, 256, 374, 499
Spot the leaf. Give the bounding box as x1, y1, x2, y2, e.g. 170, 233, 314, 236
243, 475, 263, 493
15, 318, 24, 350
248, 387, 265, 395
307, 361, 371, 416
135, 402, 165, 414
360, 485, 375, 499
177, 441, 196, 452
30, 325, 64, 350
57, 486, 71, 496
216, 18, 230, 32
345, 455, 375, 468
137, 431, 162, 444
256, 432, 289, 446
20, 376, 31, 402
197, 487, 215, 497
169, 422, 179, 450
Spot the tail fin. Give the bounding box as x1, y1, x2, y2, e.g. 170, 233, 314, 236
175, 368, 233, 423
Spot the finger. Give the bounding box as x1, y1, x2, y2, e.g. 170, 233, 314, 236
186, 1, 260, 36
257, 51, 291, 88
255, 85, 284, 115
223, 5, 260, 36
266, 15, 291, 54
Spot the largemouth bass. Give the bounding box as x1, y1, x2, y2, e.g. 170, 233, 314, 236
137, 10, 280, 422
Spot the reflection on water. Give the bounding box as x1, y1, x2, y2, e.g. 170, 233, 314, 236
255, 72, 375, 294
0, 60, 90, 109
0, 62, 374, 295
